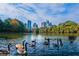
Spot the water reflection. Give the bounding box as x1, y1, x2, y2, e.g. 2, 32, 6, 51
68, 36, 77, 44
0, 34, 79, 56
17, 35, 79, 56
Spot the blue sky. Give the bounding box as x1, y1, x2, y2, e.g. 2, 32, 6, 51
0, 3, 79, 27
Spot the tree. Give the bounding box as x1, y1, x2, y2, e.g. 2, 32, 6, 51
3, 18, 26, 33
38, 20, 79, 34
0, 19, 4, 32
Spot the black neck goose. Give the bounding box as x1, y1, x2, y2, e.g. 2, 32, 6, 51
0, 43, 11, 56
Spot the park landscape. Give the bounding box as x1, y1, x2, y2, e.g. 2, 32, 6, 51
0, 3, 79, 56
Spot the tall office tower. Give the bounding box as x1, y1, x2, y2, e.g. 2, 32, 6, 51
27, 20, 32, 31
33, 23, 38, 29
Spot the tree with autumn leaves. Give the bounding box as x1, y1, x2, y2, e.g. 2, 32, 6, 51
0, 18, 26, 33
39, 20, 79, 34
0, 18, 79, 34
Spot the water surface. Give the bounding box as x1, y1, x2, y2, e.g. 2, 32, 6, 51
0, 34, 79, 56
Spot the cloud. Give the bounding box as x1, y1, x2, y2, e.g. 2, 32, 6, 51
0, 3, 79, 27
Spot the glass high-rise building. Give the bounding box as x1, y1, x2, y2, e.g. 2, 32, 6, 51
27, 20, 32, 31
33, 23, 38, 29
41, 20, 52, 28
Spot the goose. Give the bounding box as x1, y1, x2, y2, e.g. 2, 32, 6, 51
22, 40, 28, 51
59, 39, 63, 46
44, 38, 50, 45
29, 40, 36, 47
44, 42, 49, 45
15, 44, 27, 56
0, 43, 11, 56
22, 40, 26, 46
53, 39, 59, 48
46, 38, 50, 42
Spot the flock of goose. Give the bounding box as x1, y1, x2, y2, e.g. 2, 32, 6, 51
0, 37, 67, 56
22, 38, 64, 51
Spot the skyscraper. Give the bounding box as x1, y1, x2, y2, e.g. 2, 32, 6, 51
41, 20, 52, 28
46, 20, 52, 27
49, 23, 52, 27
33, 23, 38, 29
27, 20, 32, 31
41, 22, 47, 27
46, 20, 50, 27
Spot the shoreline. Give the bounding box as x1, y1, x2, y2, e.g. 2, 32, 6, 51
0, 33, 79, 36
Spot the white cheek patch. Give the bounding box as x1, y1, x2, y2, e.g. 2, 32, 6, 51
17, 49, 26, 54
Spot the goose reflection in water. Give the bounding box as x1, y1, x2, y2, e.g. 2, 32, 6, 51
68, 36, 77, 44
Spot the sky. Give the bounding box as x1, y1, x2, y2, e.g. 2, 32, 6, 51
0, 3, 79, 27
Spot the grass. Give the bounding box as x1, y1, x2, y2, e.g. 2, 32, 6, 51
38, 33, 79, 36
0, 33, 79, 39
0, 33, 24, 39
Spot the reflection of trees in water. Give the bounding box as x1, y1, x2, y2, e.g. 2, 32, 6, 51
68, 36, 77, 44
67, 36, 77, 53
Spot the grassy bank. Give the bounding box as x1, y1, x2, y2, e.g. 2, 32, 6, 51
0, 33, 24, 39
0, 33, 79, 39
33, 32, 79, 36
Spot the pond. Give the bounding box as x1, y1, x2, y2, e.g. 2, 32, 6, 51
0, 34, 79, 56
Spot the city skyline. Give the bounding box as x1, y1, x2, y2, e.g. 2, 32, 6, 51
0, 3, 79, 27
